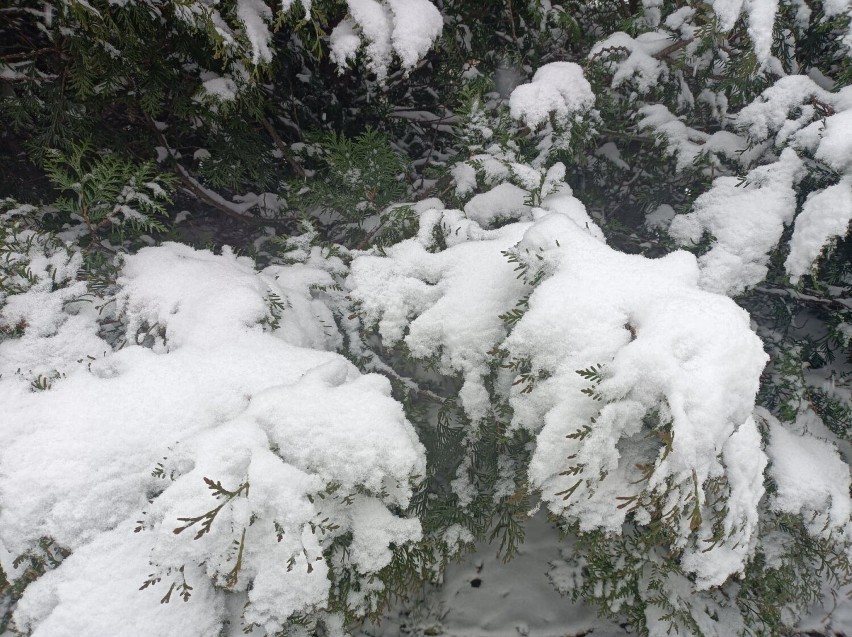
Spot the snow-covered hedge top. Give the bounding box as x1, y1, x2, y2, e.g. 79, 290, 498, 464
0, 242, 425, 636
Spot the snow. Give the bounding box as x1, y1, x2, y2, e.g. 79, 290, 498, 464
707, 0, 779, 63
5, 0, 852, 633
349, 184, 770, 589
451, 161, 478, 197
746, 0, 779, 64
329, 18, 362, 69
348, 0, 393, 80
386, 0, 443, 70
824, 0, 852, 17
349, 213, 531, 419
669, 148, 804, 295
281, 0, 311, 14
737, 75, 836, 142
589, 31, 668, 93
236, 0, 274, 65
645, 203, 676, 231
709, 0, 745, 31
595, 141, 630, 170
0, 243, 426, 635
200, 75, 238, 101
785, 179, 852, 282
332, 0, 442, 80
638, 104, 751, 171
508, 62, 595, 129
358, 513, 625, 637
509, 213, 768, 584
680, 416, 766, 589
767, 418, 852, 539
815, 108, 852, 173
13, 522, 225, 637
463, 182, 529, 227
0, 229, 106, 382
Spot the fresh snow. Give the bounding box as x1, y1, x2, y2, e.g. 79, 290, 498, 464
766, 416, 852, 540
331, 0, 442, 79
0, 243, 425, 635
785, 179, 852, 282
348, 181, 771, 589
508, 62, 595, 129
669, 148, 804, 295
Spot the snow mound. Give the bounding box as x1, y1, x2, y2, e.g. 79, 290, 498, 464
766, 416, 852, 540
669, 148, 804, 295
785, 178, 852, 282
0, 243, 425, 635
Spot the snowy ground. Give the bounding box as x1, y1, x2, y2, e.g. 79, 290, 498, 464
358, 514, 628, 637
359, 511, 852, 637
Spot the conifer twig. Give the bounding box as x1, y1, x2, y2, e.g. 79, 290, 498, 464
261, 118, 306, 178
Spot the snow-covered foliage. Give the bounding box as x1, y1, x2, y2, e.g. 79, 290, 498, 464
508, 62, 595, 129
669, 148, 804, 295
348, 172, 786, 620
0, 209, 104, 383
0, 238, 425, 636
4, 0, 852, 635
330, 0, 443, 80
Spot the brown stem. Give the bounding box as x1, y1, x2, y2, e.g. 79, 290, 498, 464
653, 38, 695, 60
0, 47, 55, 62
260, 117, 306, 178
144, 114, 289, 226
505, 0, 519, 49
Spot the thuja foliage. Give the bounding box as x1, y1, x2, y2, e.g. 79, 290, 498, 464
2, 0, 852, 636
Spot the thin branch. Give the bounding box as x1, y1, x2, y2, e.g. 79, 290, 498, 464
653, 38, 695, 60
174, 164, 270, 225
0, 47, 55, 62
753, 284, 852, 312
260, 117, 306, 178
505, 0, 520, 50
144, 114, 289, 226
362, 348, 447, 403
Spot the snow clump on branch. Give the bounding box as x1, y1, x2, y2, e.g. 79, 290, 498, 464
330, 0, 443, 80
509, 62, 595, 129
348, 177, 772, 587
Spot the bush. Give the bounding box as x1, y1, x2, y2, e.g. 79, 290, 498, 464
2, 0, 851, 635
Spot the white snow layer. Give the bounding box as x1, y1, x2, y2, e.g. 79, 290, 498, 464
0, 230, 107, 382
348, 182, 770, 587
330, 0, 442, 79
237, 0, 274, 64
707, 0, 779, 63
463, 182, 530, 227
785, 178, 852, 282
767, 417, 852, 540
0, 243, 425, 636
385, 0, 443, 69
669, 148, 804, 295
663, 75, 852, 292
588, 31, 671, 93
508, 62, 595, 129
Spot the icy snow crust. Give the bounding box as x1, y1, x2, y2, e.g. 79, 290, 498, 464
349, 186, 772, 587
0, 243, 425, 636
